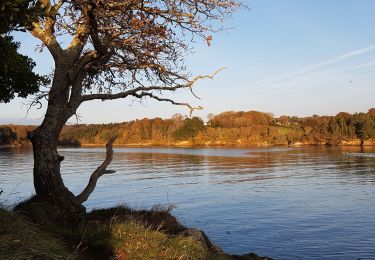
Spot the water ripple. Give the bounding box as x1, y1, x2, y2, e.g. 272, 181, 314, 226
1, 146, 375, 259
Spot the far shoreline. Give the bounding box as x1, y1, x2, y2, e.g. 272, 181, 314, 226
2, 142, 375, 149
74, 141, 375, 148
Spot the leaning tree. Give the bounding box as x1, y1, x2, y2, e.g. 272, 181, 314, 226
15, 0, 241, 218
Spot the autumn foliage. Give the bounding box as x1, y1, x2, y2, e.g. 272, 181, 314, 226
3, 109, 374, 147
60, 109, 375, 146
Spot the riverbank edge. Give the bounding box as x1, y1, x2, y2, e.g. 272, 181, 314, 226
1, 199, 273, 260
2, 138, 375, 148
78, 141, 375, 147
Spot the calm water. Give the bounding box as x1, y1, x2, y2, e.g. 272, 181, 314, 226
1, 146, 375, 259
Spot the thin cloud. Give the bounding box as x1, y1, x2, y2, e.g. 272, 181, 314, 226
252, 44, 375, 91
306, 44, 375, 71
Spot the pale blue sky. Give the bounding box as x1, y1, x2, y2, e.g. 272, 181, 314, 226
1, 0, 375, 124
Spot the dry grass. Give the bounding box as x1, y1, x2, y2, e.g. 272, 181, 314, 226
2, 200, 266, 260
112, 221, 208, 260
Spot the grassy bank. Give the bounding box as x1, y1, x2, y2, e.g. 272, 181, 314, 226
1, 200, 272, 260
0, 207, 70, 259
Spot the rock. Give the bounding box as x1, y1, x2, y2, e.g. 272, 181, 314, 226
182, 228, 222, 252
231, 252, 274, 260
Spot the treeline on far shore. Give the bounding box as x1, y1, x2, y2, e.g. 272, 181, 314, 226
1, 108, 375, 147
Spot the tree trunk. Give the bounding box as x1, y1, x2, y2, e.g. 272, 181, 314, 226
23, 59, 114, 224
30, 130, 65, 197
26, 67, 86, 223
28, 127, 85, 223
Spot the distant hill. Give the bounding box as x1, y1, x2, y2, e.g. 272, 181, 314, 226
1, 109, 375, 147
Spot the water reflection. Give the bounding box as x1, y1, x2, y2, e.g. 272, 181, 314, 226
1, 146, 375, 259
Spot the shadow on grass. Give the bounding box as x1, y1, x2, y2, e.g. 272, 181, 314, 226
2, 196, 272, 260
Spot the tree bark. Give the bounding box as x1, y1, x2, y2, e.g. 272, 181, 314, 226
25, 65, 116, 222
28, 126, 85, 222
76, 136, 117, 204
27, 67, 86, 221
29, 129, 66, 197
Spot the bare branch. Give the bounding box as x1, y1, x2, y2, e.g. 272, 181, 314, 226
31, 21, 64, 59
135, 92, 204, 116
188, 67, 225, 86
31, 0, 65, 59
66, 3, 91, 59
184, 67, 225, 100
79, 68, 224, 114
76, 136, 117, 204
